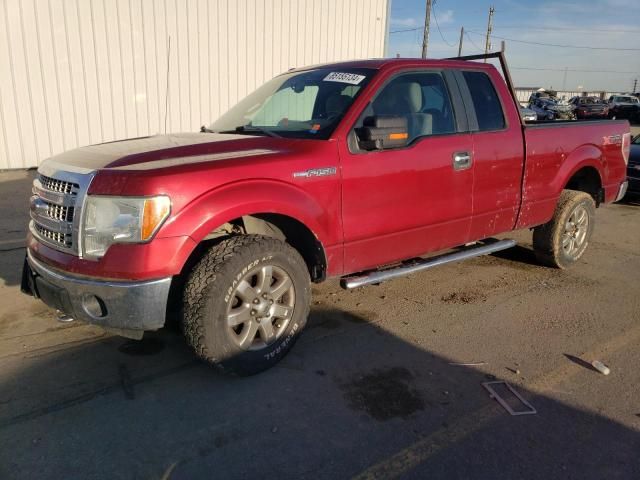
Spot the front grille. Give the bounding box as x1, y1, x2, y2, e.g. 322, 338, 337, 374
44, 202, 74, 222
38, 174, 79, 195
34, 223, 72, 248
30, 169, 92, 255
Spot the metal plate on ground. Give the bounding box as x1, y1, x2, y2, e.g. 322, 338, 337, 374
482, 381, 537, 416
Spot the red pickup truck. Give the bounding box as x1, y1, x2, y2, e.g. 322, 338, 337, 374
22, 53, 631, 375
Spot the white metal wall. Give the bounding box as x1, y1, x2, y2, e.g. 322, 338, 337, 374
0, 0, 390, 169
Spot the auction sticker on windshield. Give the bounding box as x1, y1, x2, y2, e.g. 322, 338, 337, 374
323, 72, 366, 85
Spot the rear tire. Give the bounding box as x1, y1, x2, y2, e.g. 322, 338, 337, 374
533, 190, 596, 269
182, 235, 310, 376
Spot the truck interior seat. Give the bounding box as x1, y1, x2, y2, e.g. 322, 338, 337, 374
372, 81, 433, 139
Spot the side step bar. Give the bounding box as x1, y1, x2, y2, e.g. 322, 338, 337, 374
340, 239, 517, 289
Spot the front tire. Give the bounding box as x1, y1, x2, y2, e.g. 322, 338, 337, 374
533, 190, 596, 269
182, 235, 310, 376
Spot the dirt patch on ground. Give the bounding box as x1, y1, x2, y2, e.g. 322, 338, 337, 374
340, 367, 425, 421
440, 290, 488, 304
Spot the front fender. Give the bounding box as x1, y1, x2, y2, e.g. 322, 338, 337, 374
159, 178, 339, 250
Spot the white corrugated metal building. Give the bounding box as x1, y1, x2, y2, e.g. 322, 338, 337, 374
0, 0, 390, 169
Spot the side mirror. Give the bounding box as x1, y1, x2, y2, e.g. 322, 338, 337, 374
356, 115, 409, 151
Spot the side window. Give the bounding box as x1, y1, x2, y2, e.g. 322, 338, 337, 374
367, 72, 456, 144
462, 71, 505, 131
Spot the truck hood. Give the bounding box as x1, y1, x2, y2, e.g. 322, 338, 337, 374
611, 102, 639, 107
41, 132, 288, 173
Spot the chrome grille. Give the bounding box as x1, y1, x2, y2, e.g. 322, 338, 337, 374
44, 202, 74, 222
38, 174, 79, 195
30, 168, 93, 255
34, 223, 72, 248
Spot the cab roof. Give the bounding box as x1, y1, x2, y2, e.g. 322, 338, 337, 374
289, 57, 496, 73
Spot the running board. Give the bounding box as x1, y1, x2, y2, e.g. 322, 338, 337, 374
340, 239, 517, 289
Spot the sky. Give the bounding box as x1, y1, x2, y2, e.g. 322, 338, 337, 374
387, 0, 640, 92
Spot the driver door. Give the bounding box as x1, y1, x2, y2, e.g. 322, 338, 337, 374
339, 70, 474, 273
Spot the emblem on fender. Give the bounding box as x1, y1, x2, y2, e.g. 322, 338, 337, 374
292, 167, 337, 178
603, 134, 622, 146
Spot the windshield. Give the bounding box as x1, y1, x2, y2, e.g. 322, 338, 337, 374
209, 68, 376, 140
633, 135, 640, 145
612, 96, 638, 103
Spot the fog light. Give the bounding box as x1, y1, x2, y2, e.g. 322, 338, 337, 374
82, 294, 107, 318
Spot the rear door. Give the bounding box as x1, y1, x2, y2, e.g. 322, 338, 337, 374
339, 69, 474, 273
456, 69, 524, 240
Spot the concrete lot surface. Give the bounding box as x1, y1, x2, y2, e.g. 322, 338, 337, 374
0, 134, 639, 479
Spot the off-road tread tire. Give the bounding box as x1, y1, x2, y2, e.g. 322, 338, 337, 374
532, 189, 596, 269
182, 234, 310, 376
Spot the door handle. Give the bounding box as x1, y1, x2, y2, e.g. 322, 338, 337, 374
452, 151, 472, 171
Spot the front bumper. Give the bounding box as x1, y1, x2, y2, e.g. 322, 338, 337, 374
22, 249, 172, 334
610, 108, 637, 119
576, 110, 607, 118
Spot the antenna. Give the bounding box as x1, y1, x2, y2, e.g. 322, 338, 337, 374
164, 36, 171, 134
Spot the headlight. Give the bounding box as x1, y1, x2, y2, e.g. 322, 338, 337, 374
82, 195, 171, 259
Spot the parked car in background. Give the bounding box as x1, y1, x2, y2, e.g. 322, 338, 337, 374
607, 95, 639, 120
569, 96, 609, 119
528, 89, 556, 103
626, 134, 640, 196
529, 96, 576, 121
519, 106, 537, 122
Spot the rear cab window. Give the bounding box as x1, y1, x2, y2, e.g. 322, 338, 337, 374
461, 71, 506, 131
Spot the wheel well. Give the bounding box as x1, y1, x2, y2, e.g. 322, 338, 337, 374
565, 167, 603, 206
198, 213, 327, 283
241, 214, 327, 282
165, 213, 327, 328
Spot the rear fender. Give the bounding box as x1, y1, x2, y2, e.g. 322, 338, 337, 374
518, 144, 604, 229
555, 145, 604, 196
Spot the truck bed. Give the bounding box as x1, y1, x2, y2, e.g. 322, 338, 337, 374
517, 119, 629, 228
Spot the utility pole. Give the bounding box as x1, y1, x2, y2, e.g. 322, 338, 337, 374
458, 26, 464, 56
562, 67, 568, 91
633, 78, 638, 93
421, 0, 432, 59
484, 5, 495, 62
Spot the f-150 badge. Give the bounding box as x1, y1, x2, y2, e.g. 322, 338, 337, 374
293, 167, 337, 178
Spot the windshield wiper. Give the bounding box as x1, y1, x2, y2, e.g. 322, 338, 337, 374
219, 125, 281, 138
200, 125, 215, 133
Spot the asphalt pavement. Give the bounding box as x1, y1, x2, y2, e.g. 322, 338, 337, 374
0, 128, 639, 479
